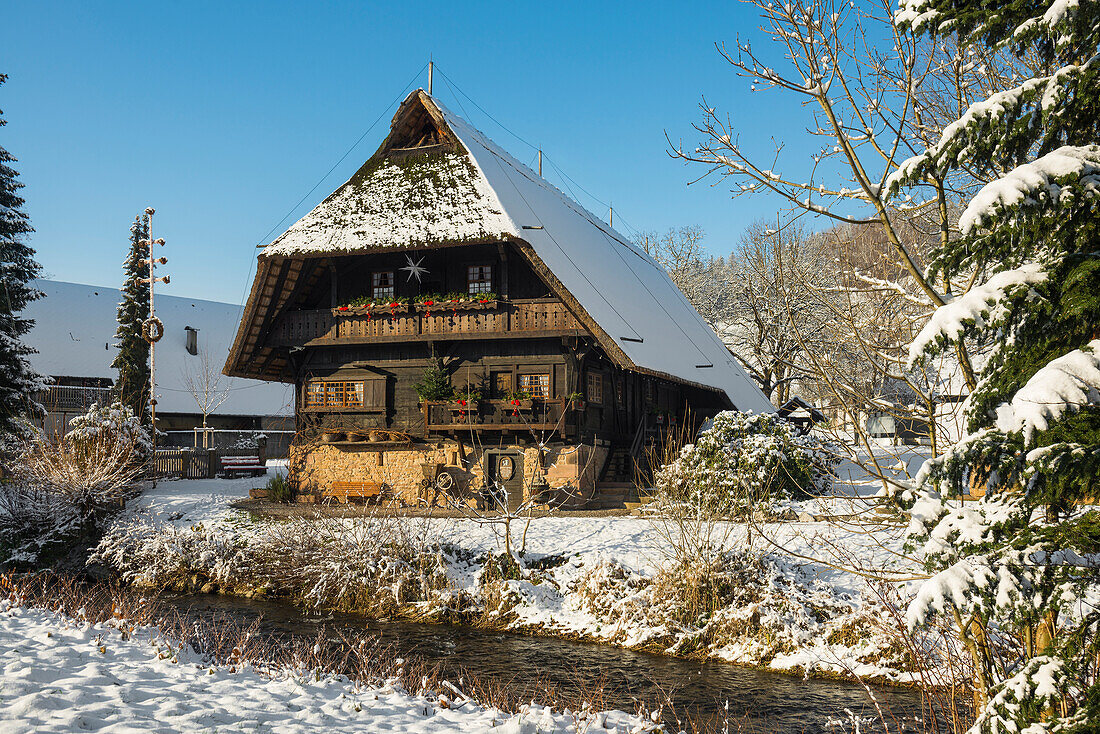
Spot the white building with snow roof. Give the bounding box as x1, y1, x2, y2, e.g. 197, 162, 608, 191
23, 280, 294, 448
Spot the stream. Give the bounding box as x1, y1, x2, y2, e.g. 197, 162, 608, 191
163, 593, 931, 733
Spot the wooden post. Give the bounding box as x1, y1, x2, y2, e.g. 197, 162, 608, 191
497, 242, 509, 299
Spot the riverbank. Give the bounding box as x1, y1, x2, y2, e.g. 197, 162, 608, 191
89, 458, 946, 687
0, 579, 654, 733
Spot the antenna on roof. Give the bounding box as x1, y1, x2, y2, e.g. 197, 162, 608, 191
609, 204, 613, 227
538, 149, 542, 177
428, 59, 434, 95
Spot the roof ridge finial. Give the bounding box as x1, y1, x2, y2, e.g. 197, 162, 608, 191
428, 58, 433, 95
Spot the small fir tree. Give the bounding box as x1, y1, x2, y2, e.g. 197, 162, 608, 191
413, 356, 453, 401
888, 0, 1100, 729
0, 74, 44, 449
111, 213, 150, 423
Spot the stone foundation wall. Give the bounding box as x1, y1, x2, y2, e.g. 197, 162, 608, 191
291, 439, 610, 507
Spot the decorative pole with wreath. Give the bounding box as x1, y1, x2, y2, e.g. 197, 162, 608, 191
139, 207, 169, 481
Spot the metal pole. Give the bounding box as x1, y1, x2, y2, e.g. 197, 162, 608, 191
428, 60, 434, 95
146, 207, 158, 485
142, 207, 169, 484
538, 149, 542, 177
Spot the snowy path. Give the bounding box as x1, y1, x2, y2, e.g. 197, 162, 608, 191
0, 601, 651, 733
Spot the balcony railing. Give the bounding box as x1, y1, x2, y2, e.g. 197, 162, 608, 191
423, 398, 572, 434
40, 385, 115, 413
272, 298, 584, 346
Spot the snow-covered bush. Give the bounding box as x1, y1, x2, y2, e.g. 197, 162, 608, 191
654, 411, 837, 517
67, 400, 152, 457
0, 401, 148, 567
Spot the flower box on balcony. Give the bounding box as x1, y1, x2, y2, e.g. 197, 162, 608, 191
332, 302, 410, 316
505, 398, 534, 411
449, 400, 481, 412
415, 299, 499, 313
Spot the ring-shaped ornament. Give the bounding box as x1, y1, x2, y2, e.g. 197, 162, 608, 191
142, 316, 165, 343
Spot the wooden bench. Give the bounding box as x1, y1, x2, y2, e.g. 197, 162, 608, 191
322, 481, 387, 504
221, 455, 266, 478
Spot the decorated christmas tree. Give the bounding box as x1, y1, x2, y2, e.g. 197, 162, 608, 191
0, 74, 44, 451
888, 0, 1100, 729
111, 213, 150, 423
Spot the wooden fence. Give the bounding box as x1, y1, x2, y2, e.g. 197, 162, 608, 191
153, 448, 267, 479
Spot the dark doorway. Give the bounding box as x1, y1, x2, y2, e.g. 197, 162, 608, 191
485, 450, 524, 511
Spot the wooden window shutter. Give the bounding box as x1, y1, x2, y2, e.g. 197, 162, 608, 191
364, 377, 387, 409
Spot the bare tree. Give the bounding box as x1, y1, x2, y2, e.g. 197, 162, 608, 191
663, 0, 1031, 396
724, 220, 836, 404
181, 347, 230, 447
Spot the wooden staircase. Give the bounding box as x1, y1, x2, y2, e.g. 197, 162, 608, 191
600, 447, 635, 482
593, 481, 635, 509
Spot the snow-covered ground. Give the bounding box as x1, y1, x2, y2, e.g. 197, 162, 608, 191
0, 599, 652, 733
91, 445, 935, 683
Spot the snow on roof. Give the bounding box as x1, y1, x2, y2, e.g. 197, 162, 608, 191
24, 280, 293, 417
434, 98, 773, 413
255, 91, 771, 413
263, 152, 513, 256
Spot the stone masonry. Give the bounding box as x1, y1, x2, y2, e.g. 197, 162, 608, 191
291, 440, 609, 508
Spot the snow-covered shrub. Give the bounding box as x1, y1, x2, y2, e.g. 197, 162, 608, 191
91, 517, 247, 588
245, 516, 452, 613
67, 400, 152, 457
229, 432, 261, 451
0, 401, 148, 567
654, 411, 837, 517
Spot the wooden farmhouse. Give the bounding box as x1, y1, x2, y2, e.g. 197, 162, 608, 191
225, 89, 771, 508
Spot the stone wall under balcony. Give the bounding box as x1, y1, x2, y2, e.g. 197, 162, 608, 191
290, 439, 607, 508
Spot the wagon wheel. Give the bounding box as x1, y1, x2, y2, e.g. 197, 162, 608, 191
434, 471, 455, 493
425, 470, 455, 508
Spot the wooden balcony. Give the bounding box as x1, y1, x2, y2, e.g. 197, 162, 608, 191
423, 398, 572, 434
271, 298, 585, 347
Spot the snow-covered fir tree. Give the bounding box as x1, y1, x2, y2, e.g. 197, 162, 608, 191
888, 0, 1100, 729
0, 74, 43, 451
111, 213, 150, 423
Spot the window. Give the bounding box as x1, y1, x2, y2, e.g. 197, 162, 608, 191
586, 373, 603, 404
304, 380, 365, 408
371, 271, 395, 299
519, 373, 550, 399
184, 326, 198, 356
467, 265, 493, 294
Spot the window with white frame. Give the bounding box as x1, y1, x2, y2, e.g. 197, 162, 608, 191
586, 373, 603, 404
467, 265, 493, 294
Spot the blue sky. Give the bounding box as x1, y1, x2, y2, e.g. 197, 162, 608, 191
3, 1, 816, 304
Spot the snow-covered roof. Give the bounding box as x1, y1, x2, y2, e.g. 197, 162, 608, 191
263, 152, 513, 256
238, 90, 771, 412
24, 280, 293, 417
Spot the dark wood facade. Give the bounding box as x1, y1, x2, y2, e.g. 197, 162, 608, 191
269, 241, 725, 479
225, 89, 756, 497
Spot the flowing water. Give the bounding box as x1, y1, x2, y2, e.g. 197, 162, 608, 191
165, 593, 930, 733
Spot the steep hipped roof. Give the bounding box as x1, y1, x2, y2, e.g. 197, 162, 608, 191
231, 91, 772, 413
